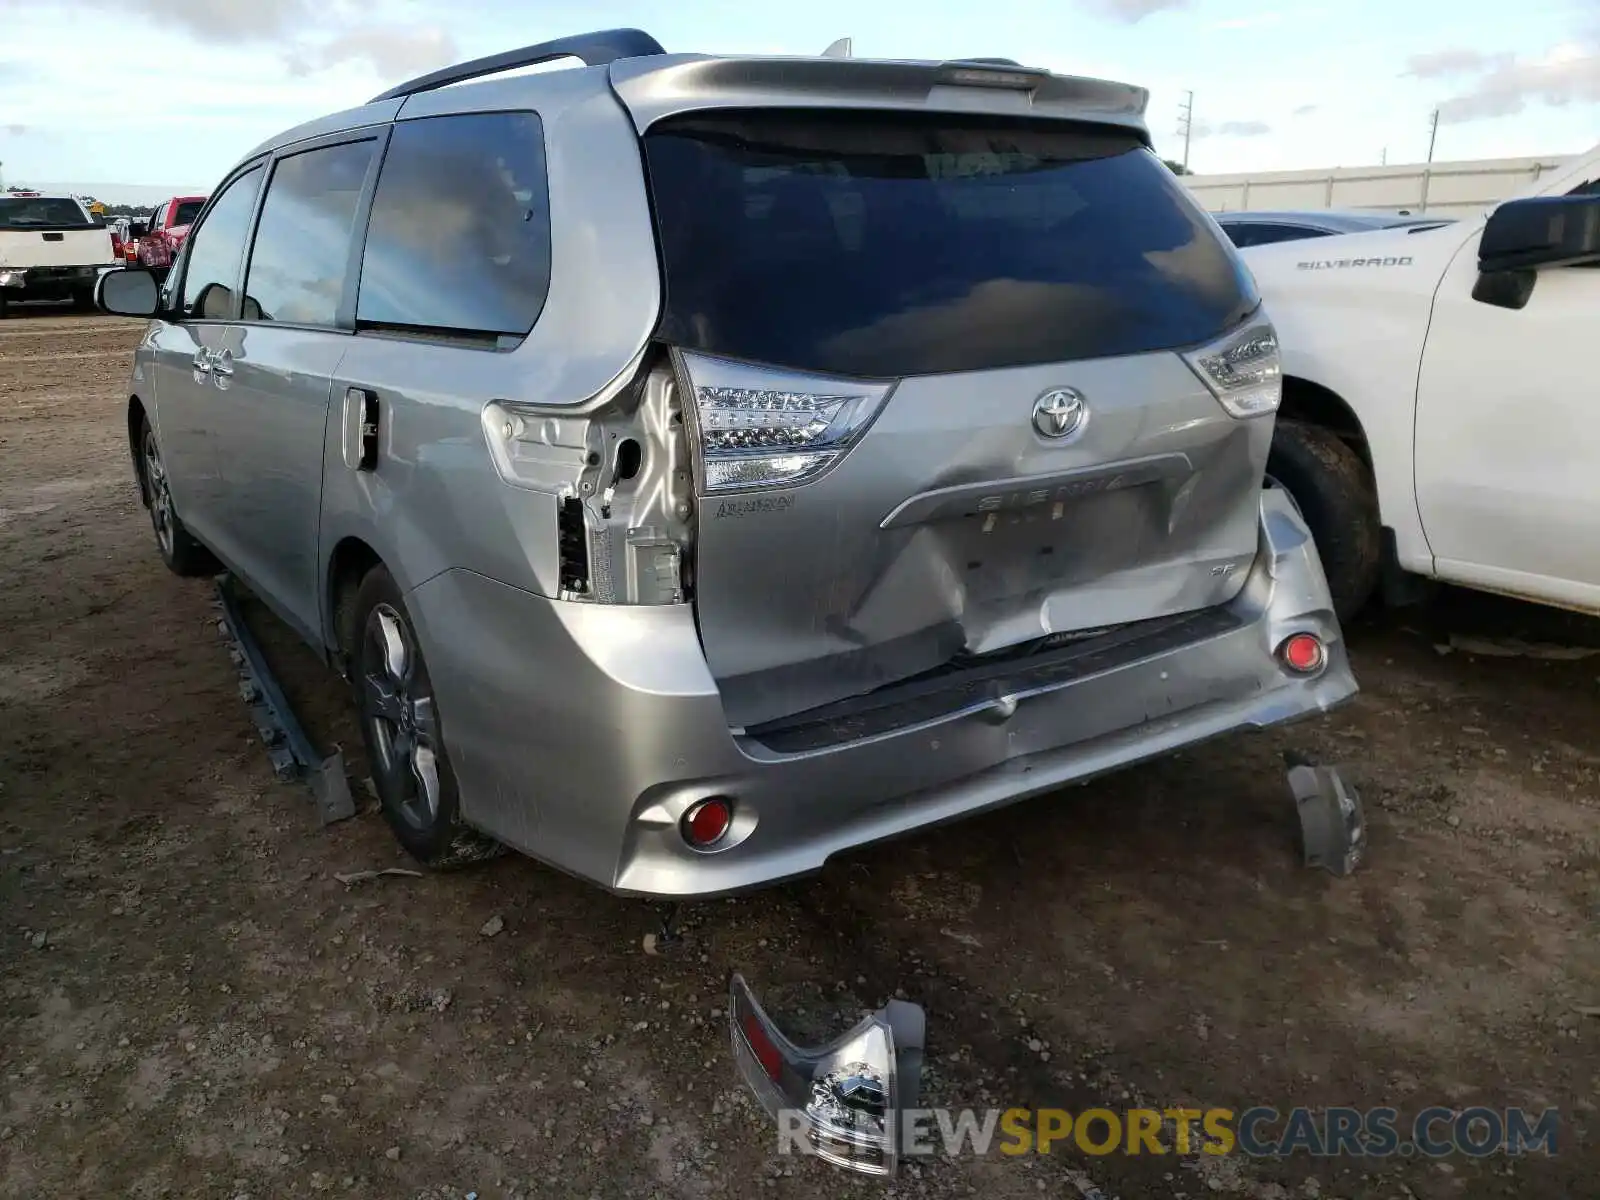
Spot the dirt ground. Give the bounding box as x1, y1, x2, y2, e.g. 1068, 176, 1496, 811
1, 310, 1596, 1200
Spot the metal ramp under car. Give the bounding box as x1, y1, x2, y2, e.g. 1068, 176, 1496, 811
212, 574, 355, 826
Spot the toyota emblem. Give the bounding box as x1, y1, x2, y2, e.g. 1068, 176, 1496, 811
1032, 388, 1088, 440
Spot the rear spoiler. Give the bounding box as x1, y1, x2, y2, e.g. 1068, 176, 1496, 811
608, 53, 1151, 140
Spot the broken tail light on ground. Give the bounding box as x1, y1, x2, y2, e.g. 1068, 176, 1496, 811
728, 973, 925, 1176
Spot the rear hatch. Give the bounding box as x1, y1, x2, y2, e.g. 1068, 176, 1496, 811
642, 107, 1275, 729
0, 196, 116, 268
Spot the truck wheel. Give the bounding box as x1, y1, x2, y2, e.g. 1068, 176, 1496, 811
138, 418, 218, 577
72, 288, 96, 313
0, 293, 9, 319
350, 565, 503, 870
1265, 420, 1381, 623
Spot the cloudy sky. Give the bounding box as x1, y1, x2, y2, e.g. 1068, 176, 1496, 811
0, 0, 1596, 200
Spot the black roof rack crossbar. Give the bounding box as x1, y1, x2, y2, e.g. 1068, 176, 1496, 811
369, 28, 666, 104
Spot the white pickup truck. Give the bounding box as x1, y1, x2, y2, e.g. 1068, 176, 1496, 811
0, 192, 119, 318
1241, 144, 1600, 621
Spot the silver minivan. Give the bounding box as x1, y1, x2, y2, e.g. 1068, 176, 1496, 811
100, 29, 1357, 898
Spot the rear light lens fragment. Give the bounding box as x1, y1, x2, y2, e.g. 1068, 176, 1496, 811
1182, 313, 1282, 418
680, 352, 892, 492
728, 973, 925, 1176
1278, 632, 1326, 674
681, 796, 733, 849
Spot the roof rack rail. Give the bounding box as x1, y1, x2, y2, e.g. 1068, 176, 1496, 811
369, 28, 666, 104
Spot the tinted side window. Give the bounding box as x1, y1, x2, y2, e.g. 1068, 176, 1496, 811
357, 112, 551, 339
1260, 224, 1324, 244
1570, 179, 1600, 196
1220, 223, 1263, 248
1227, 223, 1325, 248
181, 166, 264, 320
243, 139, 376, 328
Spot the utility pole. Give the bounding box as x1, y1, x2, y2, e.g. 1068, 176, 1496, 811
1177, 90, 1195, 172
1380, 147, 1387, 166
1426, 109, 1439, 164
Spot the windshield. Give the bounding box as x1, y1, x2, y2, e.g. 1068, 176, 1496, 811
0, 197, 94, 230
644, 109, 1258, 378
173, 200, 205, 227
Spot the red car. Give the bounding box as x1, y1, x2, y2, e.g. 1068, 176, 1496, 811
136, 195, 207, 271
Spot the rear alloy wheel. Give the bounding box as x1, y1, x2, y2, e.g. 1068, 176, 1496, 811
351, 566, 501, 869
1265, 420, 1381, 623
139, 419, 216, 576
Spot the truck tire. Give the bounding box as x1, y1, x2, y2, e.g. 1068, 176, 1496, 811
349, 565, 503, 871
1265, 420, 1381, 623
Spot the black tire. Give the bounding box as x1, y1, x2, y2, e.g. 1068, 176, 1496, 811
72, 288, 97, 313
349, 566, 502, 870
0, 293, 9, 319
137, 417, 218, 577
1266, 420, 1382, 622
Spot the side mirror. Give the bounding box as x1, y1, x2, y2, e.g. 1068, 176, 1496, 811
96, 267, 161, 317
1479, 194, 1600, 273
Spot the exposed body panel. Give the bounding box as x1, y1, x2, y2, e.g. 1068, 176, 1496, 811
317, 336, 557, 605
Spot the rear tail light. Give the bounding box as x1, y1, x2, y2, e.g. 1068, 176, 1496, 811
728, 974, 925, 1176
1278, 632, 1326, 674
1182, 313, 1282, 418
679, 352, 892, 492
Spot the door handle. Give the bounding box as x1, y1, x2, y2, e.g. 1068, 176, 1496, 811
341, 387, 380, 472
211, 348, 234, 390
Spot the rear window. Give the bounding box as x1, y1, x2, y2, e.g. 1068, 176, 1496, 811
173, 200, 205, 226
0, 197, 94, 230
644, 110, 1258, 378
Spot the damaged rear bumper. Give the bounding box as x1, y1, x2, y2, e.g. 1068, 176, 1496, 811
406, 489, 1356, 898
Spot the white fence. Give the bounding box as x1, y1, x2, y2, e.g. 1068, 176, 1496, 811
1182, 155, 1571, 217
